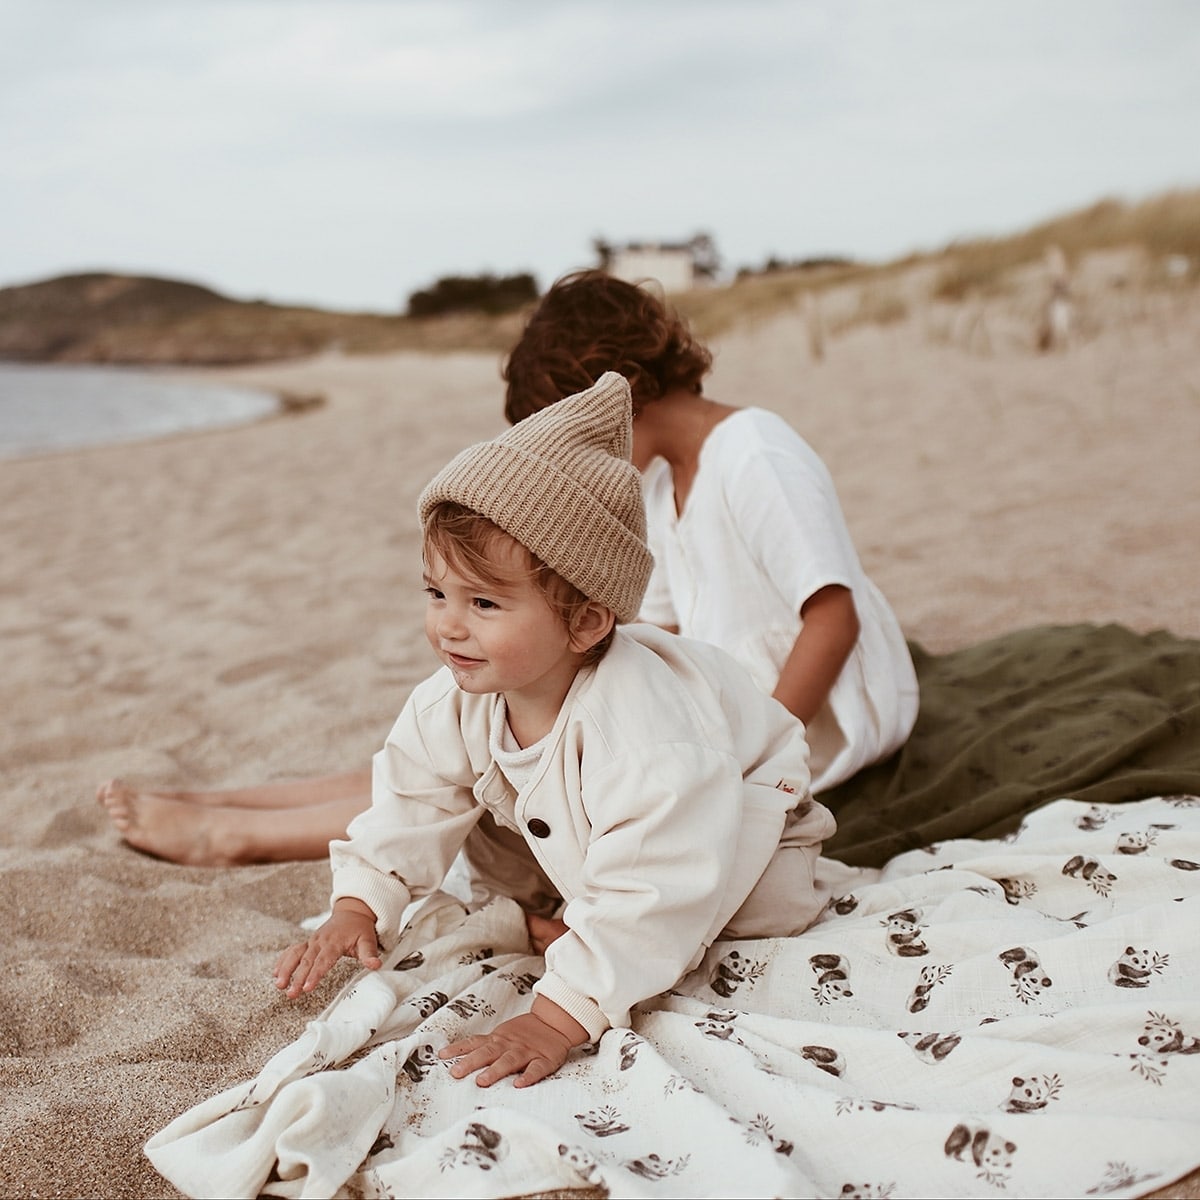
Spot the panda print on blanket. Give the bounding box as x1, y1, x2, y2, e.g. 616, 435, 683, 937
1061, 855, 1118, 895
897, 1030, 961, 1064
809, 953, 853, 1004
881, 909, 929, 957
1137, 1011, 1200, 1060
1108, 946, 1170, 989
1130, 1010, 1200, 1084
906, 963, 953, 1014
709, 949, 767, 998
1002, 1073, 1063, 1113
1115, 825, 1176, 854
998, 946, 1054, 1003
944, 1121, 1018, 1185
557, 1143, 603, 1185
400, 1043, 441, 1083
437, 1122, 506, 1172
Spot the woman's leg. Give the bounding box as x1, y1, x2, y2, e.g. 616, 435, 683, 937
96, 774, 371, 866
97, 769, 373, 810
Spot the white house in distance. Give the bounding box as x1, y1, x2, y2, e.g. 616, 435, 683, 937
595, 233, 720, 294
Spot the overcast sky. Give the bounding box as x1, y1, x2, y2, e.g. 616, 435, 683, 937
2, 0, 1198, 312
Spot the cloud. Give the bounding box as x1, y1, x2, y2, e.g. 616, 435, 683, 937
1, 0, 1198, 309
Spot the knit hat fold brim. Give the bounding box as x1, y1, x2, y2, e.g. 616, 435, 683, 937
417, 371, 652, 623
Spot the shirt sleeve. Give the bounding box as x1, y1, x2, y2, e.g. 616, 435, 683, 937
724, 429, 859, 612
329, 687, 484, 946
533, 738, 791, 1037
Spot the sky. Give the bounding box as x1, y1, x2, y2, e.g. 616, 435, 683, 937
2, 0, 1198, 313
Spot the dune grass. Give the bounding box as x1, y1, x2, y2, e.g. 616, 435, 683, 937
679, 187, 1198, 326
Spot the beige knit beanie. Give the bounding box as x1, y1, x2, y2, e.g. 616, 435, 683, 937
417, 371, 652, 623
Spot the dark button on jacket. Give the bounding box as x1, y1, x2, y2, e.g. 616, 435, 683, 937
527, 818, 551, 839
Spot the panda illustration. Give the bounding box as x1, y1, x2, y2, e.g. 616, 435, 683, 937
1138, 1013, 1200, 1057
442, 1122, 506, 1170
558, 1144, 603, 1185
882, 909, 929, 957
998, 946, 1053, 1002
710, 950, 748, 997
907, 963, 952, 1014
897, 1030, 961, 1064
1107, 946, 1168, 989
625, 1153, 687, 1181
400, 1043, 441, 1082
617, 1031, 641, 1071
1002, 1073, 1062, 1113
996, 877, 1036, 906
1075, 805, 1112, 832
1115, 831, 1154, 855
498, 970, 541, 995
409, 990, 449, 1018
695, 1017, 743, 1044
447, 993, 495, 1018
944, 1122, 1017, 1176
801, 1044, 845, 1078
809, 953, 853, 1004
1061, 855, 1117, 895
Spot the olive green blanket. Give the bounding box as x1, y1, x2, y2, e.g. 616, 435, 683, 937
823, 622, 1200, 867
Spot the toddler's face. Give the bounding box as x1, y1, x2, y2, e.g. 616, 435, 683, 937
423, 540, 580, 727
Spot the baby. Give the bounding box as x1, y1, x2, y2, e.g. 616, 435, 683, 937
274, 372, 835, 1087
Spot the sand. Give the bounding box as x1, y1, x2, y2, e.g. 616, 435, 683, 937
2, 274, 1198, 1199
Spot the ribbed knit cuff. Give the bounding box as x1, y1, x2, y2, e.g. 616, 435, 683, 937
532, 973, 611, 1043
330, 869, 412, 950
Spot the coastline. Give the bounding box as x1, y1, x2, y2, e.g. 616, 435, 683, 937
2, 293, 1199, 1197
0, 359, 292, 462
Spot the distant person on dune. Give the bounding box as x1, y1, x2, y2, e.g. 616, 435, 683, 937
97, 269, 917, 866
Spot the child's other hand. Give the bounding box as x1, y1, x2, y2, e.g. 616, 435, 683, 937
524, 912, 569, 955
439, 1012, 575, 1088
273, 900, 381, 998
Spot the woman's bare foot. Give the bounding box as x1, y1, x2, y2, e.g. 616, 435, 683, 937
96, 779, 249, 865
95, 778, 365, 866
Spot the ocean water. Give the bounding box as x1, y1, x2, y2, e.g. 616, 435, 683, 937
0, 362, 280, 460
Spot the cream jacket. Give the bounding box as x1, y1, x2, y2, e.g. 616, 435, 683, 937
330, 624, 835, 1039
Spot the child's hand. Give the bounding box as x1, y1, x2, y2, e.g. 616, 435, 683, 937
273, 899, 381, 998
524, 912, 569, 955
439, 1012, 576, 1088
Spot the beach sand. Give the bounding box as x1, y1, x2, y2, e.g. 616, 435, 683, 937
2, 279, 1198, 1198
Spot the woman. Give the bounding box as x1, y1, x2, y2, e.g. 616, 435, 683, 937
98, 271, 916, 865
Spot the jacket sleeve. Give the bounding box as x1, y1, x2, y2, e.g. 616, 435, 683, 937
533, 739, 790, 1038
329, 684, 484, 946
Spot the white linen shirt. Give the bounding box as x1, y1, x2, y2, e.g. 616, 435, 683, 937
329, 624, 833, 1040
639, 407, 918, 791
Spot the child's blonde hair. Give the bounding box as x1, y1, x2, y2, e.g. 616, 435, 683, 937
423, 501, 615, 666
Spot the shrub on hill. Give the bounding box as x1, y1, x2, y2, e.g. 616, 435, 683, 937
406, 272, 538, 318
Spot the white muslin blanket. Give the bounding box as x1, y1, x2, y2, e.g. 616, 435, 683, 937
147, 796, 1200, 1199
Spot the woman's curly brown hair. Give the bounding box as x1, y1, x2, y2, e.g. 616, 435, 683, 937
502, 269, 712, 425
